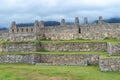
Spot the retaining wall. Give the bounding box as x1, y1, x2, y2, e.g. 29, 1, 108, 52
0, 42, 107, 52
0, 54, 99, 66
40, 42, 107, 52
107, 43, 120, 56
0, 54, 38, 64
99, 58, 120, 71
37, 54, 99, 66
0, 42, 39, 52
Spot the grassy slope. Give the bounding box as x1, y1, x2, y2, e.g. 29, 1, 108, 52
0, 38, 120, 44
40, 38, 120, 43
0, 39, 119, 80
0, 51, 120, 58
0, 51, 105, 54
0, 64, 119, 80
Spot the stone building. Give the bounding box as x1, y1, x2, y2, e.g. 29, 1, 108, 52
0, 16, 120, 41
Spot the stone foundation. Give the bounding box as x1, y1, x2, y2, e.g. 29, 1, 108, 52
99, 58, 120, 71
0, 54, 119, 71
0, 42, 39, 52
38, 54, 99, 66
107, 43, 120, 56
0, 42, 107, 52
0, 54, 99, 66
0, 54, 38, 64
40, 42, 107, 52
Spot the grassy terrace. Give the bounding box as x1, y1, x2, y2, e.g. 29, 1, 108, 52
0, 38, 120, 44
39, 38, 120, 43
0, 39, 119, 80
0, 51, 120, 58
0, 64, 120, 80
0, 51, 105, 54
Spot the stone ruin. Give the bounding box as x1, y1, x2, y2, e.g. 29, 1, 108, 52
0, 16, 120, 41
0, 16, 120, 71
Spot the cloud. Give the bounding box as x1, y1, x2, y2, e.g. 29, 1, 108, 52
0, 0, 120, 27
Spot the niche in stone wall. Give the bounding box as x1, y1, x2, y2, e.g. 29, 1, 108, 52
26, 28, 28, 32
31, 28, 33, 32
12, 29, 14, 33
79, 28, 81, 33
17, 29, 19, 32
21, 28, 24, 32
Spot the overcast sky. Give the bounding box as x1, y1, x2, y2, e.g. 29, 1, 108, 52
0, 0, 120, 27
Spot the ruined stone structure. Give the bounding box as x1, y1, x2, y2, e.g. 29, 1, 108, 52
0, 16, 120, 41
0, 42, 107, 52
0, 16, 120, 71
0, 41, 120, 71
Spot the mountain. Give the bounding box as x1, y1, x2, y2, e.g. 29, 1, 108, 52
44, 21, 60, 26
93, 17, 120, 23
66, 22, 74, 25
103, 17, 120, 23
17, 21, 60, 27
0, 27, 8, 30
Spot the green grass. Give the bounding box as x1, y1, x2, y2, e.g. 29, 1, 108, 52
0, 51, 106, 55
0, 51, 120, 58
0, 38, 119, 44
100, 55, 120, 58
39, 38, 120, 43
0, 64, 119, 80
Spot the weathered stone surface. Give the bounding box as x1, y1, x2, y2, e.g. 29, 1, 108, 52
0, 42, 107, 52
36, 54, 99, 66
0, 42, 39, 52
0, 54, 38, 64
0, 54, 99, 66
40, 42, 107, 52
0, 17, 120, 41
107, 43, 120, 56
39, 54, 88, 66
99, 58, 120, 71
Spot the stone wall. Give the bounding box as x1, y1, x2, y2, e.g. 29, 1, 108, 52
44, 33, 77, 40
0, 42, 39, 52
43, 25, 79, 34
99, 58, 120, 71
37, 54, 99, 66
9, 33, 36, 41
1, 17, 120, 41
107, 43, 120, 56
0, 54, 99, 66
40, 42, 107, 52
0, 54, 119, 71
0, 30, 9, 41
0, 54, 38, 64
0, 42, 107, 52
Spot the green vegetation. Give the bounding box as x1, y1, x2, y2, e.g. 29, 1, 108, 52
1, 51, 120, 58
0, 38, 119, 44
0, 38, 119, 80
39, 38, 120, 43
100, 55, 120, 58
0, 51, 106, 55
0, 64, 119, 80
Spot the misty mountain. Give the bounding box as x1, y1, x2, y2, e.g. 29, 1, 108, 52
104, 17, 120, 23
94, 17, 120, 23
17, 21, 60, 27
1, 17, 120, 29
44, 21, 60, 26
0, 27, 8, 30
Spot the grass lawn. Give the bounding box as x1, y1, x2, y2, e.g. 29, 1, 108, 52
39, 38, 120, 43
0, 38, 120, 44
0, 64, 119, 80
0, 51, 120, 58
0, 51, 106, 54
